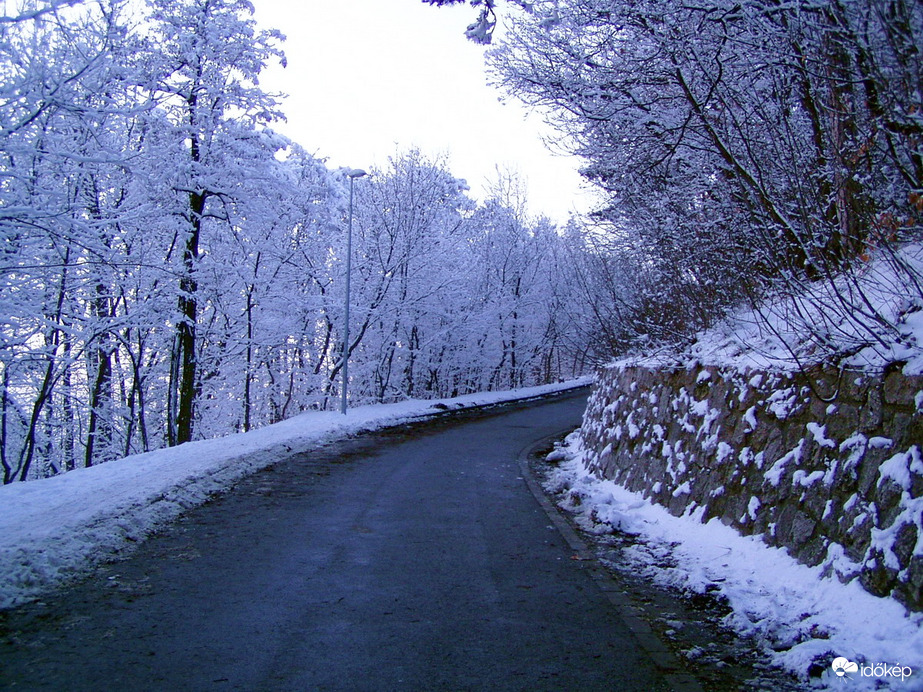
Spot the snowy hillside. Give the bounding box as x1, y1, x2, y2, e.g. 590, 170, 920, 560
651, 243, 923, 377
548, 245, 923, 690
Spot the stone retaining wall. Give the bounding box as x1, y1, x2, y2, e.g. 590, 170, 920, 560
580, 362, 923, 611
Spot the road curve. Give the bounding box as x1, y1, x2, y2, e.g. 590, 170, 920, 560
0, 390, 670, 691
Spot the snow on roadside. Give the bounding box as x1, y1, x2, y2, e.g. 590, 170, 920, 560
0, 379, 590, 610
545, 431, 923, 691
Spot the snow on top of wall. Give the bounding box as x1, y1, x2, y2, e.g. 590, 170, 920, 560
613, 243, 923, 376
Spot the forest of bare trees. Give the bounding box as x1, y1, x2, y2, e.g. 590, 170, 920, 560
486, 0, 923, 355
4, 0, 921, 481
0, 0, 607, 482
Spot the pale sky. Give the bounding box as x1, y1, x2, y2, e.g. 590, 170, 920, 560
251, 0, 597, 223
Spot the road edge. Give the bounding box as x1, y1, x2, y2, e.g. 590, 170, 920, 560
517, 431, 705, 692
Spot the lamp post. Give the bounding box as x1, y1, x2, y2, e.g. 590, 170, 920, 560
341, 168, 366, 415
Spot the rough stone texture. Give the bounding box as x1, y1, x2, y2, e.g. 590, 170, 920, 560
580, 362, 923, 611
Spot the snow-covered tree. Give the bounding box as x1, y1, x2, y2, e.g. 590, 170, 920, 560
141, 0, 285, 445
0, 0, 141, 480
488, 0, 923, 354
0, 2, 592, 483
422, 0, 536, 43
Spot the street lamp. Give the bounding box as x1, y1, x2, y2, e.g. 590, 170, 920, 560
341, 168, 367, 415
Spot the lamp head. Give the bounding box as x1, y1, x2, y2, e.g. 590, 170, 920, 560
346, 168, 367, 179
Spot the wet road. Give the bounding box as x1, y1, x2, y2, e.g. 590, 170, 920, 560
1, 391, 670, 691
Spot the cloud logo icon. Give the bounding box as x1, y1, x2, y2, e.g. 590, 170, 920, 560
832, 657, 859, 677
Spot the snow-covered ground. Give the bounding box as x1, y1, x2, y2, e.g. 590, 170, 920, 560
637, 243, 923, 376
0, 379, 589, 611
545, 431, 923, 691
553, 245, 923, 689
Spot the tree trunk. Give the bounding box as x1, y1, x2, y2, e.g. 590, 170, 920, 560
171, 187, 203, 445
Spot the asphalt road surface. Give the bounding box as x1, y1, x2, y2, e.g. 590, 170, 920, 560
1, 390, 674, 691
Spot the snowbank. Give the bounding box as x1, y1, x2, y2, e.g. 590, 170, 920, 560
0, 379, 589, 610
546, 432, 923, 690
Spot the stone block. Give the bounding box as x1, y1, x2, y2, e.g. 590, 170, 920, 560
798, 536, 828, 567
839, 371, 870, 404
912, 468, 923, 501
793, 511, 817, 547
666, 491, 689, 517
711, 377, 730, 406
898, 555, 923, 611
817, 497, 839, 534
810, 395, 831, 420
841, 516, 872, 563
857, 446, 893, 498
883, 369, 918, 407
876, 481, 907, 530
888, 412, 923, 451
825, 405, 859, 442
801, 481, 833, 521
859, 550, 897, 598
701, 495, 724, 523
721, 493, 748, 530
859, 387, 884, 431
893, 522, 918, 567
775, 505, 816, 548
761, 428, 784, 470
